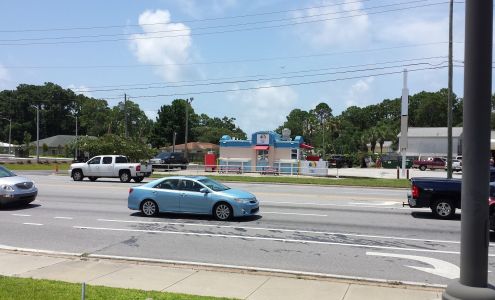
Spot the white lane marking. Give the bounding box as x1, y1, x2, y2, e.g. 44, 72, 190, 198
11, 214, 31, 217
23, 223, 43, 226
262, 200, 410, 210
98, 218, 467, 245
367, 251, 460, 279
262, 211, 328, 217
54, 217, 73, 220
349, 201, 398, 206
76, 225, 495, 256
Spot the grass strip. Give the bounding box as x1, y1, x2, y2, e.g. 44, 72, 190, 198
151, 174, 410, 188
0, 276, 230, 300
0, 163, 70, 171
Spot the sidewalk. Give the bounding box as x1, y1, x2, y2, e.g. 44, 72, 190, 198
0, 250, 444, 300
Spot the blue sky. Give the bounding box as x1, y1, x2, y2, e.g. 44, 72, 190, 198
0, 0, 471, 135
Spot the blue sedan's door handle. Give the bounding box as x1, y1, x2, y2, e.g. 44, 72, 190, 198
181, 193, 186, 197
152, 191, 157, 194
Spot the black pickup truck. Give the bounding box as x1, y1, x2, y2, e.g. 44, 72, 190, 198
406, 170, 495, 229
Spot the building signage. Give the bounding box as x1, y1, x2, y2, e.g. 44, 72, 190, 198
256, 133, 270, 145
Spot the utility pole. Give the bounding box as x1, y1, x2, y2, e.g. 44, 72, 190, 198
172, 131, 177, 153
443, 0, 495, 299
30, 105, 40, 163
184, 97, 193, 160
124, 94, 128, 138
400, 69, 409, 178
446, 0, 454, 179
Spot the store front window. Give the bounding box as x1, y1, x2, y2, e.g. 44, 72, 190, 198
291, 149, 299, 160
257, 150, 269, 161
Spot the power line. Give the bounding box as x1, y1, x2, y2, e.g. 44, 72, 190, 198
0, 2, 454, 46
0, 0, 432, 43
101, 65, 449, 100
73, 56, 447, 90
6, 42, 452, 69
79, 60, 449, 93
0, 0, 374, 33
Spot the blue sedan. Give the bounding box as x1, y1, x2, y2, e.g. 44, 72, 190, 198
128, 176, 259, 220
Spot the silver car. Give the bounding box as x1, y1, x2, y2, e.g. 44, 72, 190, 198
0, 166, 38, 207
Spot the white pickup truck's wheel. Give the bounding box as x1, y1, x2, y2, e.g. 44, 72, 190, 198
72, 170, 83, 181
119, 171, 131, 183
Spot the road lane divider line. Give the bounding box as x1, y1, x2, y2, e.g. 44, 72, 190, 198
75, 225, 494, 256
262, 211, 327, 217
97, 218, 466, 245
54, 217, 73, 220
11, 214, 31, 217
262, 201, 409, 210
23, 223, 43, 226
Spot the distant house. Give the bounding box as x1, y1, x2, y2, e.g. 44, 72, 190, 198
30, 135, 77, 156
366, 141, 393, 154
397, 127, 463, 157
160, 142, 219, 161
0, 142, 16, 155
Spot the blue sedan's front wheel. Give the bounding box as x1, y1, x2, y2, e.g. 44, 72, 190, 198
214, 203, 232, 221
141, 200, 158, 217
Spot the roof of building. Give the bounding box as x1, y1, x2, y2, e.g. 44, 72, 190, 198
30, 135, 77, 147
398, 127, 463, 138
161, 142, 219, 152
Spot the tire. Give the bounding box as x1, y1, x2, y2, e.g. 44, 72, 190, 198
119, 171, 131, 183
133, 176, 144, 183
141, 200, 158, 217
88, 177, 98, 182
431, 199, 456, 219
213, 202, 233, 221
72, 170, 84, 181
419, 165, 427, 171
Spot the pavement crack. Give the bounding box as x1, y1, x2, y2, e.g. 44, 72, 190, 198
161, 269, 199, 291
246, 277, 271, 299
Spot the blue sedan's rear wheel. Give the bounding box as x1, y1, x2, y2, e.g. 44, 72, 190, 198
214, 203, 232, 221
141, 200, 158, 217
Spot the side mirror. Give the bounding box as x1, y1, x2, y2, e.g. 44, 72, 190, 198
200, 187, 210, 194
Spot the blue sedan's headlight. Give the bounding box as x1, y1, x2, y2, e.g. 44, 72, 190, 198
234, 198, 250, 204
0, 184, 14, 192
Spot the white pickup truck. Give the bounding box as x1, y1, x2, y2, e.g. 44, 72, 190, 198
68, 155, 153, 183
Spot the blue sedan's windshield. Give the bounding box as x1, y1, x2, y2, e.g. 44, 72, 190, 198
0, 166, 15, 178
198, 178, 230, 192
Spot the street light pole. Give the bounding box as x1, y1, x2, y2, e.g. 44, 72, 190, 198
184, 97, 193, 160
0, 117, 11, 155
30, 105, 40, 163
172, 131, 177, 153
67, 114, 78, 160
446, 0, 454, 179
443, 0, 495, 299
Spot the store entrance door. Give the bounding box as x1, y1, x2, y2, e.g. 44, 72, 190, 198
256, 149, 269, 172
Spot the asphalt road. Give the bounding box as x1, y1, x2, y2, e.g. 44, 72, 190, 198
1, 172, 494, 286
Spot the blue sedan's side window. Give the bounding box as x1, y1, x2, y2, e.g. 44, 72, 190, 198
179, 180, 203, 192
155, 179, 178, 190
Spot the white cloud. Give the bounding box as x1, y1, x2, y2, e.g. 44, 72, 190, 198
177, 0, 238, 18
227, 82, 298, 135
345, 77, 374, 107
67, 84, 93, 97
129, 10, 194, 82
292, 0, 370, 49
378, 18, 448, 44
0, 64, 11, 89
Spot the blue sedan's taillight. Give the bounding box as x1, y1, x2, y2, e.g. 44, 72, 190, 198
129, 188, 133, 194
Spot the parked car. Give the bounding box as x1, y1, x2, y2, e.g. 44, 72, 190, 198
444, 159, 462, 172
405, 168, 495, 221
69, 155, 152, 183
0, 166, 38, 207
128, 176, 259, 220
412, 157, 446, 171
328, 155, 352, 168
150, 152, 189, 170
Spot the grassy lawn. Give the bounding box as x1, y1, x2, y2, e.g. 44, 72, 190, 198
0, 163, 70, 171
151, 174, 411, 188
0, 276, 230, 300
